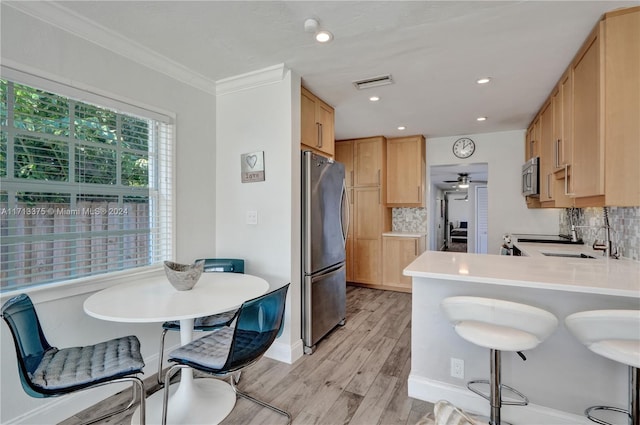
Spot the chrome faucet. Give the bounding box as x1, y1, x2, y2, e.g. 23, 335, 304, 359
574, 207, 619, 259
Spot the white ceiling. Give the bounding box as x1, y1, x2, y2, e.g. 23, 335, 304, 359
7, 1, 638, 186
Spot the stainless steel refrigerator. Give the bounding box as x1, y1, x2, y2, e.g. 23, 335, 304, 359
302, 151, 349, 354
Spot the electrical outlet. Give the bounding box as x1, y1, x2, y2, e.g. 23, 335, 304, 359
246, 210, 258, 225
451, 358, 464, 379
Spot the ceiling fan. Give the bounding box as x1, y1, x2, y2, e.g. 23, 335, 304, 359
443, 173, 487, 188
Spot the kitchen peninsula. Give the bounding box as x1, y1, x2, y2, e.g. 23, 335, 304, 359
405, 250, 640, 424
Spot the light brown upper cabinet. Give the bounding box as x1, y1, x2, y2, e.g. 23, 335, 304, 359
353, 136, 385, 188
301, 87, 335, 158
602, 7, 639, 206
525, 6, 639, 208
386, 135, 426, 207
525, 118, 540, 162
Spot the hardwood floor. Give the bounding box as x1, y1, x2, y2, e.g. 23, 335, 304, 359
60, 286, 433, 425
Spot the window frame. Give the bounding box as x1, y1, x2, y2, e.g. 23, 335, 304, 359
0, 65, 176, 297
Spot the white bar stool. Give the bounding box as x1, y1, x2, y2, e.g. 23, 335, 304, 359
565, 310, 640, 425
441, 296, 559, 425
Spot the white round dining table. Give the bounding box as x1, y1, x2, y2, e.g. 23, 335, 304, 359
83, 271, 270, 425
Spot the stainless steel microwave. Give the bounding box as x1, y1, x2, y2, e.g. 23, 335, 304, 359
522, 157, 539, 197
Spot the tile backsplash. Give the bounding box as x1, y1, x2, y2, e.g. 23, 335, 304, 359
392, 208, 427, 233
560, 206, 640, 261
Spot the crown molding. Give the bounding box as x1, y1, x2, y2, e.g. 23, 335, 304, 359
216, 64, 288, 96
5, 1, 217, 95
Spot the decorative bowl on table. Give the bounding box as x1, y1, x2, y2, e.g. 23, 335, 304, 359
163, 260, 205, 291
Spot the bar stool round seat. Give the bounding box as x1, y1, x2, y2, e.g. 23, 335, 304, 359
565, 310, 640, 425
441, 296, 558, 425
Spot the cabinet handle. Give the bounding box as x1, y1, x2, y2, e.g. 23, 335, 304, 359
316, 123, 321, 148
350, 170, 354, 187
319, 123, 323, 148
378, 188, 381, 204
415, 240, 418, 256
547, 174, 551, 199
564, 164, 575, 196
555, 139, 561, 168
417, 186, 421, 201
350, 188, 354, 204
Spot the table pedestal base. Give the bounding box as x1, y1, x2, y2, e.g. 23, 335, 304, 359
132, 378, 236, 425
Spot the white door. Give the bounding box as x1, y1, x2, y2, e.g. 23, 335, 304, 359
475, 185, 488, 254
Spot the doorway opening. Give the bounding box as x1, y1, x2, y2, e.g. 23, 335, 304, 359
428, 163, 488, 253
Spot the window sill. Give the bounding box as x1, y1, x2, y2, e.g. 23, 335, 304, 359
0, 265, 165, 304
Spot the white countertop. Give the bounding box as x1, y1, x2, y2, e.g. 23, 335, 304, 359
404, 249, 640, 298
382, 232, 426, 238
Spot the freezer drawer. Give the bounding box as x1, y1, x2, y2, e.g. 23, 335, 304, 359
303, 264, 346, 352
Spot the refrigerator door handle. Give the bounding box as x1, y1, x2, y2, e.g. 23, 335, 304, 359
340, 179, 349, 247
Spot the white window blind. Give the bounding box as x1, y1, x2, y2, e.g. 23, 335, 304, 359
0, 76, 173, 292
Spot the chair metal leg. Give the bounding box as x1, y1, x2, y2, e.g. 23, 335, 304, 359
158, 329, 168, 385
230, 376, 291, 424
161, 364, 187, 425
81, 376, 146, 425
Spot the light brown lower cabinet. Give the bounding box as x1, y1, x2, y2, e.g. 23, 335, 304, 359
382, 235, 426, 292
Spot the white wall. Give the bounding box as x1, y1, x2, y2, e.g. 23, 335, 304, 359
214, 65, 303, 363
1, 6, 216, 424
427, 130, 559, 254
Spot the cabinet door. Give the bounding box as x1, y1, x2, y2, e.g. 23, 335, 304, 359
382, 237, 419, 289
354, 137, 384, 187
572, 27, 605, 200
604, 9, 640, 206
386, 136, 425, 206
354, 187, 381, 239
301, 89, 318, 151
301, 87, 335, 158
335, 141, 354, 187
539, 101, 554, 201
316, 100, 335, 157
353, 187, 382, 284
559, 71, 573, 170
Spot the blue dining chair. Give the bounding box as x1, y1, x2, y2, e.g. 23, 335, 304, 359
157, 258, 245, 384
1, 294, 146, 425
161, 283, 291, 425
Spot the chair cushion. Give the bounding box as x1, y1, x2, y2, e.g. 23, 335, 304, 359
163, 310, 238, 331
169, 326, 234, 370
30, 335, 144, 390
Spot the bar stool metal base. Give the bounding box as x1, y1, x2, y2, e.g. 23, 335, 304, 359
585, 366, 638, 425
585, 406, 631, 425
467, 349, 529, 425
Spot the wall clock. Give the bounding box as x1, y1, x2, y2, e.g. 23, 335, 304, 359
452, 137, 475, 159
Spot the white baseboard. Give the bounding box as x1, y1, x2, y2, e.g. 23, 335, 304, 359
265, 338, 304, 364
408, 374, 591, 425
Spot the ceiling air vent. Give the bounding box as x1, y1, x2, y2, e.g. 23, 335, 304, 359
353, 74, 393, 90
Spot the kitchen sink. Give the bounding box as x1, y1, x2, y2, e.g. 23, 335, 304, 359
541, 252, 597, 259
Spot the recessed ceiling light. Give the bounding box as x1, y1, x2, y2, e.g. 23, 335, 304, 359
369, 96, 380, 102
397, 126, 406, 131
315, 30, 333, 43
476, 77, 491, 84
477, 116, 487, 122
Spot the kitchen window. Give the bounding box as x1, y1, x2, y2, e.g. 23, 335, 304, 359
0, 73, 173, 292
